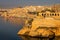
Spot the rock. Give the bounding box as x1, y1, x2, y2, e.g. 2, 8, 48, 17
29, 29, 55, 38
55, 28, 60, 36
28, 31, 39, 37
18, 17, 60, 38
18, 26, 30, 35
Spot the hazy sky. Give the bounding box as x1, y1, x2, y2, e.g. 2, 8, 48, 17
0, 0, 60, 8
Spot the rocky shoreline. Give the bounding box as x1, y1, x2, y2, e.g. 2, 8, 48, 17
18, 17, 60, 38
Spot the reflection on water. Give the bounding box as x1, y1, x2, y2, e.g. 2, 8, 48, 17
3, 17, 26, 26
0, 17, 26, 40
19, 36, 60, 40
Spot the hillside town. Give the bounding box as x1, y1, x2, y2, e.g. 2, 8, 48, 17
0, 4, 60, 19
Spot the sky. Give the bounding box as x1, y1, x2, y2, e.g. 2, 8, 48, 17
0, 0, 60, 8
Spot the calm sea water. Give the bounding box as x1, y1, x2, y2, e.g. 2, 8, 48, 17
0, 17, 60, 40
0, 17, 25, 40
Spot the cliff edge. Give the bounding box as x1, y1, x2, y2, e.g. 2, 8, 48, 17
18, 17, 60, 38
